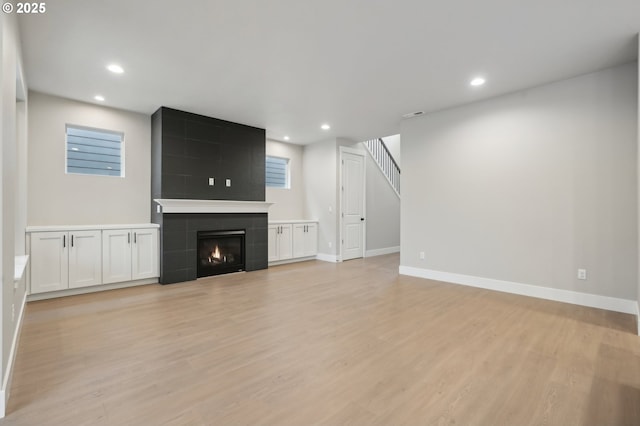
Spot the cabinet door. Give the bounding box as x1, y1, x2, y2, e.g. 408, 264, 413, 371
268, 225, 279, 262
278, 224, 293, 260
102, 229, 132, 284
30, 232, 68, 294
304, 223, 318, 257
132, 228, 159, 280
292, 224, 306, 258
68, 230, 102, 289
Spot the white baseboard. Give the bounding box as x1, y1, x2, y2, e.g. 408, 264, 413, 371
269, 256, 317, 267
316, 253, 339, 263
399, 265, 637, 315
1, 290, 28, 417
27, 278, 158, 302
365, 246, 400, 258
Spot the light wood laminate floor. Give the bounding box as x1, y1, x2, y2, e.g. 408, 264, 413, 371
2, 254, 639, 425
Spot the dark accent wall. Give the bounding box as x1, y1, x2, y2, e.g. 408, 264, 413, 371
161, 213, 267, 284
150, 107, 268, 284
151, 107, 265, 202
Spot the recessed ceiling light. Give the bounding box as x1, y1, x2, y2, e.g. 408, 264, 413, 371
94, 95, 105, 101
470, 77, 486, 87
283, 136, 290, 141
107, 64, 124, 74
321, 124, 331, 130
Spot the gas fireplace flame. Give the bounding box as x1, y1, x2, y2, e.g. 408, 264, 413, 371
209, 245, 222, 263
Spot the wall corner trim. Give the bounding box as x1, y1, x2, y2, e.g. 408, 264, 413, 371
398, 265, 637, 315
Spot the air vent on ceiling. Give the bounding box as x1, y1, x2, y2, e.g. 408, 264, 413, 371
402, 111, 424, 118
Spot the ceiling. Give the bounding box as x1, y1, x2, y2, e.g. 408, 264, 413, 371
19, 0, 640, 145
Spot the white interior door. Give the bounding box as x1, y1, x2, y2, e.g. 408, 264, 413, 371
341, 151, 365, 261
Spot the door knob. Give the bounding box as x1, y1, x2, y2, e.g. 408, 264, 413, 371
360, 218, 365, 221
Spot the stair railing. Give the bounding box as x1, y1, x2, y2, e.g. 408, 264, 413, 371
363, 138, 400, 196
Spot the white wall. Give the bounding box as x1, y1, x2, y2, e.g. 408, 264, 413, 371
14, 100, 26, 255
365, 152, 400, 253
303, 137, 401, 258
637, 38, 640, 331
336, 137, 401, 254
27, 92, 151, 225
401, 63, 638, 301
303, 139, 337, 256
265, 139, 305, 220
0, 11, 28, 415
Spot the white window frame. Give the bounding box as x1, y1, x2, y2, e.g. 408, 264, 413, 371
65, 124, 125, 178
265, 155, 291, 189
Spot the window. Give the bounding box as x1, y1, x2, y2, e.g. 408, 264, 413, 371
66, 125, 124, 177
265, 156, 289, 188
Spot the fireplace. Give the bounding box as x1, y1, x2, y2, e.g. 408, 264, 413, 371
197, 230, 245, 278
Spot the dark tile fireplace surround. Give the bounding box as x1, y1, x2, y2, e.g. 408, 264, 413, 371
161, 213, 267, 284
151, 107, 268, 284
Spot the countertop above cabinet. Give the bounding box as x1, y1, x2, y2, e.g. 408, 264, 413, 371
269, 219, 319, 224
26, 223, 160, 232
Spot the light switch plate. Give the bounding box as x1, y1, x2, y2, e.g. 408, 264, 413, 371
208, 177, 215, 186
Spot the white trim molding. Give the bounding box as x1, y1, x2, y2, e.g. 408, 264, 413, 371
155, 199, 273, 214
316, 253, 339, 263
365, 246, 400, 258
338, 146, 367, 262
399, 266, 638, 315
269, 256, 317, 266
27, 278, 158, 302
1, 290, 28, 418
636, 302, 640, 336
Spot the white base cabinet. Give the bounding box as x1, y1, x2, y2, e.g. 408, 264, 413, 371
28, 224, 159, 296
102, 229, 133, 284
269, 221, 318, 264
68, 230, 103, 289
132, 228, 160, 280
30, 230, 102, 294
30, 231, 69, 294
268, 224, 292, 262
103, 228, 159, 284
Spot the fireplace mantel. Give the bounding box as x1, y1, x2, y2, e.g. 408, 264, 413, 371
154, 199, 273, 214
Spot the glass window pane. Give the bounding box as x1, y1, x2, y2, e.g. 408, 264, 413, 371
66, 125, 124, 177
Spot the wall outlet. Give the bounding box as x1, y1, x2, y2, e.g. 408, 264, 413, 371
225, 179, 231, 187
329, 205, 333, 213
577, 269, 587, 280
419, 251, 425, 260
208, 177, 215, 186
328, 242, 332, 248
